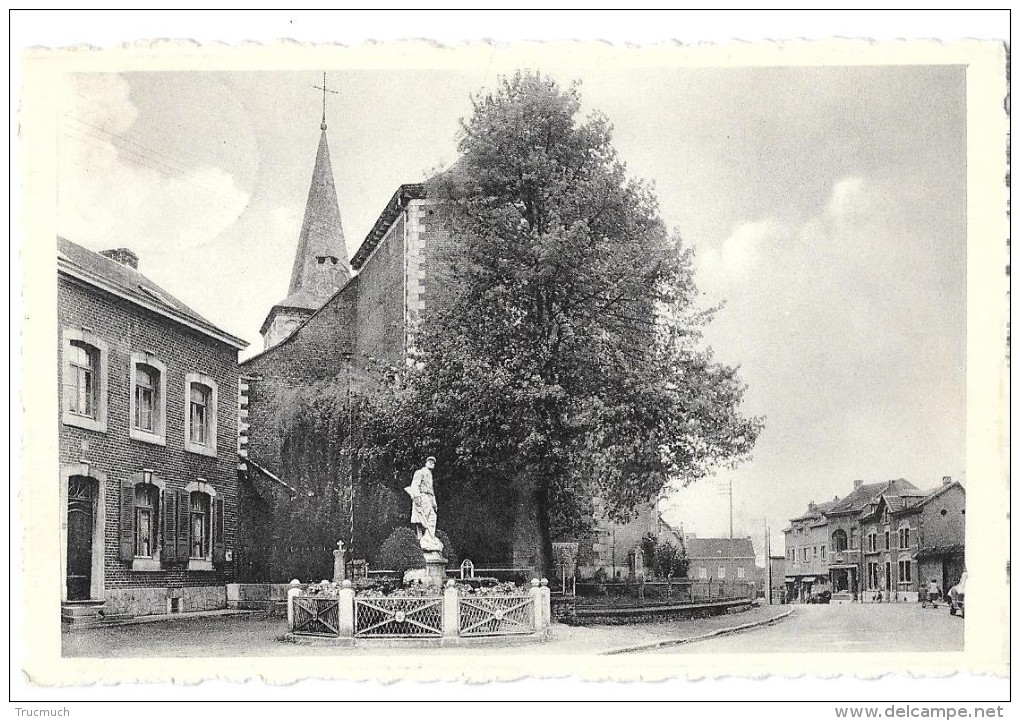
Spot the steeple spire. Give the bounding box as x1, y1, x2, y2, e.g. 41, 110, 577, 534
259, 79, 351, 350
313, 71, 338, 131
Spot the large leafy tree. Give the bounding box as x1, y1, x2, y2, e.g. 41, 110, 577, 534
390, 71, 763, 574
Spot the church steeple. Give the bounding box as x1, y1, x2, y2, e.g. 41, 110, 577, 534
286, 125, 351, 299
260, 75, 351, 351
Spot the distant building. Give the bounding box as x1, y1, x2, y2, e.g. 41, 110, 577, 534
685, 535, 756, 586
576, 497, 685, 580
783, 497, 841, 601
58, 238, 247, 626
783, 476, 965, 604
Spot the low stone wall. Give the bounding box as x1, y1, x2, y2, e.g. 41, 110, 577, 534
227, 583, 307, 616
555, 597, 756, 626
105, 585, 226, 618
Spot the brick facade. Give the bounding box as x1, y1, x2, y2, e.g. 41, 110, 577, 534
58, 243, 245, 621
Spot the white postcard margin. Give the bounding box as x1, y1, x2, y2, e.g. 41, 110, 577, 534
15, 38, 1009, 686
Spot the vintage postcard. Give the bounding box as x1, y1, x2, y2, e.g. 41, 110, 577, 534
15, 25, 1009, 696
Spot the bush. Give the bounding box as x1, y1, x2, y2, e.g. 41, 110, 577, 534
375, 526, 458, 575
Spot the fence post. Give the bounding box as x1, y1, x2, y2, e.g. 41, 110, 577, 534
540, 578, 551, 628
286, 579, 301, 630
338, 580, 355, 638
443, 580, 459, 638
530, 579, 544, 630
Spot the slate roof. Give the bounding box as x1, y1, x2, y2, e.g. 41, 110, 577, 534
286, 127, 351, 300
825, 478, 920, 515
791, 497, 841, 522
685, 537, 756, 559
58, 236, 247, 349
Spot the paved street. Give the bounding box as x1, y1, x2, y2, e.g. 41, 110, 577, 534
642, 602, 963, 654
61, 601, 961, 657
62, 605, 788, 657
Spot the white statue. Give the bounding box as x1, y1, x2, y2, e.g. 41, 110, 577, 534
404, 456, 444, 553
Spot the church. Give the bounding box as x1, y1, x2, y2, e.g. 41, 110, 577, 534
237, 103, 459, 582
237, 92, 662, 584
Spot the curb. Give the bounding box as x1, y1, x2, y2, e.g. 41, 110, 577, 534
62, 609, 262, 632
600, 608, 795, 655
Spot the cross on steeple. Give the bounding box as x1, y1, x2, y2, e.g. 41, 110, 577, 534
313, 71, 339, 131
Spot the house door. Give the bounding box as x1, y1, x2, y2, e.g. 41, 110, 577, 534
884, 562, 892, 593
66, 476, 95, 601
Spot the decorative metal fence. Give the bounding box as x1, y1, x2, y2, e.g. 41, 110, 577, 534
459, 595, 535, 636
293, 596, 342, 635
353, 596, 444, 637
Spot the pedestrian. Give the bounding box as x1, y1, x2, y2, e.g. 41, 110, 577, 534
923, 578, 941, 608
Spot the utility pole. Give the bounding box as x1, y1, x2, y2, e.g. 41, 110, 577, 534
716, 479, 734, 539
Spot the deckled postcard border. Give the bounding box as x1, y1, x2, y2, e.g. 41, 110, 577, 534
16, 38, 1009, 687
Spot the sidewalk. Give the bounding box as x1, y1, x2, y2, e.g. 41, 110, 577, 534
62, 603, 793, 657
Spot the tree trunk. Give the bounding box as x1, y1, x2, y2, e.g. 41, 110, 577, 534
512, 473, 553, 578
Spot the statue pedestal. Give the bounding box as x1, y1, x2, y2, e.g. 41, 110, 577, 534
423, 552, 448, 589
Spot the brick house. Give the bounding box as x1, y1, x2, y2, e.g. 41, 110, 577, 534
782, 498, 839, 601
894, 478, 966, 600
685, 535, 757, 587
58, 238, 247, 626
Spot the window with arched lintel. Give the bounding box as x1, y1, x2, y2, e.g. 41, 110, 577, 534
61, 329, 109, 433
129, 353, 167, 445
831, 529, 848, 552
181, 480, 225, 571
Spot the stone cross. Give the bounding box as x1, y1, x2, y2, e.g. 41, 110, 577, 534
332, 540, 346, 583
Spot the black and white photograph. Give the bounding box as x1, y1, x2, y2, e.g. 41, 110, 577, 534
12, 10, 1010, 712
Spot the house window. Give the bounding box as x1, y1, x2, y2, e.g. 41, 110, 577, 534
190, 385, 209, 444
718, 567, 726, 579
737, 567, 745, 579
820, 545, 826, 558
884, 531, 890, 551
61, 330, 108, 433
867, 533, 877, 552
68, 342, 96, 417
850, 528, 859, 549
898, 560, 912, 583
189, 492, 210, 560
129, 354, 167, 445
134, 483, 159, 558
898, 526, 910, 548
135, 366, 158, 431
184, 374, 219, 456
832, 529, 848, 552
698, 566, 707, 579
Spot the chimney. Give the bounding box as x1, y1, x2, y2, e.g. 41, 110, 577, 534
100, 248, 138, 270
942, 475, 953, 486
808, 501, 816, 512
853, 479, 864, 489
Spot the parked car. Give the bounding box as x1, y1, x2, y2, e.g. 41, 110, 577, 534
807, 589, 831, 604
948, 572, 966, 618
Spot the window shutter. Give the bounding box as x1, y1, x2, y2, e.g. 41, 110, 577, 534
177, 489, 191, 559
119, 478, 135, 561
161, 490, 177, 564
213, 496, 226, 566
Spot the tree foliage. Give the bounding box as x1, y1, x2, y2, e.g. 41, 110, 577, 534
272, 72, 762, 576
397, 71, 762, 573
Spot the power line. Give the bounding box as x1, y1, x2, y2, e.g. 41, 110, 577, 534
60, 127, 243, 202
64, 114, 230, 188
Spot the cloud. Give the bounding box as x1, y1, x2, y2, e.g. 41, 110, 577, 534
696, 217, 789, 281
57, 74, 250, 257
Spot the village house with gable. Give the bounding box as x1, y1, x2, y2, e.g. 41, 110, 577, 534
685, 535, 757, 590
58, 238, 247, 627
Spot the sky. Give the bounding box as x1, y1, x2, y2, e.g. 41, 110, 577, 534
55, 59, 968, 560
